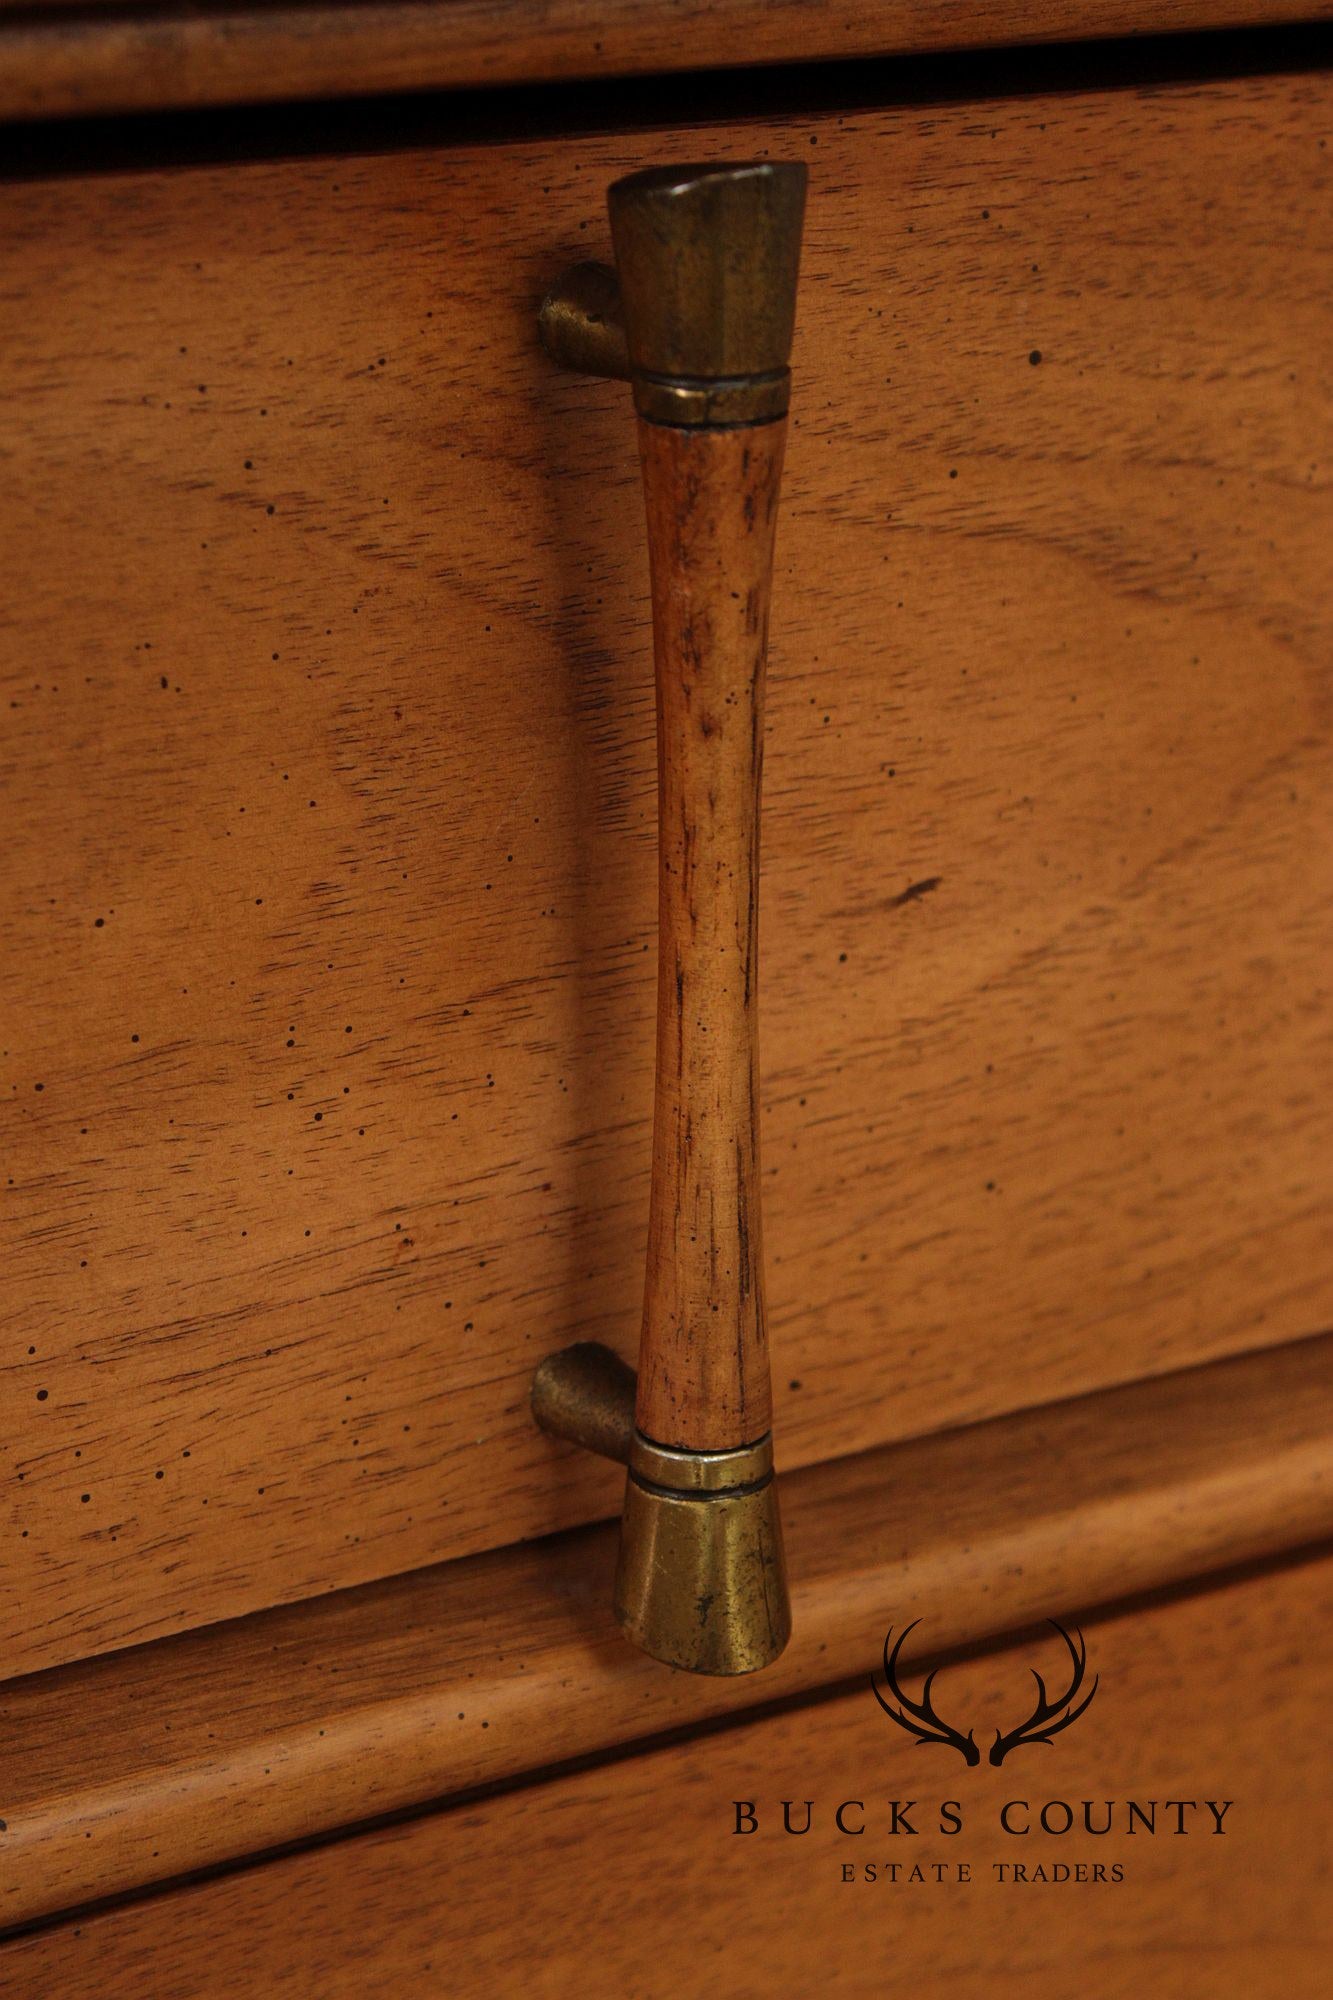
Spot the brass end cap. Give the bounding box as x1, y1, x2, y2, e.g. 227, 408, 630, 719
608, 161, 807, 426
613, 1432, 792, 1675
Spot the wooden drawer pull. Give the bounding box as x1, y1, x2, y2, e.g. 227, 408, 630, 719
531, 162, 806, 1675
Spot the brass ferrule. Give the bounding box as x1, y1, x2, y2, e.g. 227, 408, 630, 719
530, 1345, 791, 1676
539, 161, 807, 428
628, 1429, 774, 1494
615, 1435, 790, 1677
629, 371, 791, 428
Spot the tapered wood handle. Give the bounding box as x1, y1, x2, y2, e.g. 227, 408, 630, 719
636, 416, 786, 1449
606, 161, 806, 1455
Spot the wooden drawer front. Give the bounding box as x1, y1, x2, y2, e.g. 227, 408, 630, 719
3, 70, 1331, 1678
6, 1550, 1330, 1994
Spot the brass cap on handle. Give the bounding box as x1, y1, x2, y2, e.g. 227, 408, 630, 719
615, 1453, 790, 1676
608, 161, 807, 386
539, 162, 807, 423
530, 1343, 791, 1677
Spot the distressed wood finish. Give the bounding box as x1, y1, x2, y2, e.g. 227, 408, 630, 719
2, 73, 1331, 1679
639, 419, 785, 1450
2, 1332, 1330, 1931
6, 1549, 1330, 1993
0, 1, 1329, 124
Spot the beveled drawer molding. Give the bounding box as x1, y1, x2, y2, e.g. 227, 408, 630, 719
6, 1551, 1328, 1997
2, 1331, 1330, 1934
0, 0, 1328, 123
4, 72, 1330, 1683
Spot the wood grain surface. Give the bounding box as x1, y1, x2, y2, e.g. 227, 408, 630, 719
639, 420, 785, 1450
2, 70, 1331, 1679
1, 1332, 1329, 1931
0, 1, 1330, 124
5, 1547, 1329, 1994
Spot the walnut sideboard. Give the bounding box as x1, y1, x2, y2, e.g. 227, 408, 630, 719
1, 5, 1331, 1992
